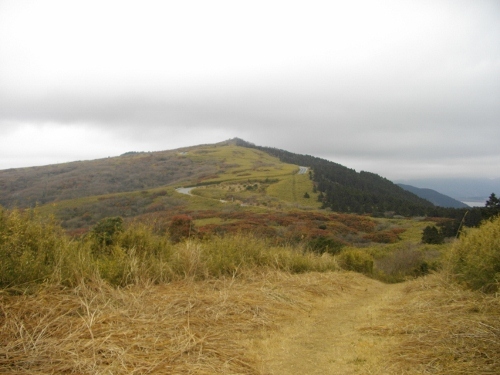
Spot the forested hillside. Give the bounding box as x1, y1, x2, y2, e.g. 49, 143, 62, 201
234, 139, 434, 215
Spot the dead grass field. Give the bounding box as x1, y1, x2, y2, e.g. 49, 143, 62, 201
0, 271, 347, 374
2, 271, 499, 374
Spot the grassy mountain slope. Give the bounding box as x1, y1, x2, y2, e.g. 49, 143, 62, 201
0, 141, 302, 208
3, 142, 498, 374
8, 142, 323, 234
1, 139, 434, 216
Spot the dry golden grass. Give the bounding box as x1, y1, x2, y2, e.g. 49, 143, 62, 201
2, 271, 499, 374
260, 273, 405, 374
385, 274, 500, 374
0, 271, 348, 375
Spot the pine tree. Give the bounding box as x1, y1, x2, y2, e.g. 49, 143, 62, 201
421, 225, 444, 244
484, 193, 500, 219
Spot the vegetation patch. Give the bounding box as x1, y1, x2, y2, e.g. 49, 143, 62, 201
2, 140, 500, 373
447, 216, 500, 292
0, 208, 340, 288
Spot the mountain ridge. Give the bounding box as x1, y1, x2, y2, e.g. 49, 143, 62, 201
395, 177, 499, 204
397, 183, 469, 209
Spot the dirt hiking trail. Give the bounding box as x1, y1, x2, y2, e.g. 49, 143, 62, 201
257, 275, 407, 374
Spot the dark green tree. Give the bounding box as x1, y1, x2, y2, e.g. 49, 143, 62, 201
484, 193, 500, 219
421, 225, 444, 244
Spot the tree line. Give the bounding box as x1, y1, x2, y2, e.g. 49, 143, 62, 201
235, 139, 499, 230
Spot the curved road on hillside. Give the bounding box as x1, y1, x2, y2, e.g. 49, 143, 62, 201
175, 187, 195, 195
298, 166, 308, 174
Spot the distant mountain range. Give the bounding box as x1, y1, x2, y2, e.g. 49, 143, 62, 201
395, 177, 499, 206
397, 184, 469, 209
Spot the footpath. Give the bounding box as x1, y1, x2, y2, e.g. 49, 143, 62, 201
259, 277, 406, 374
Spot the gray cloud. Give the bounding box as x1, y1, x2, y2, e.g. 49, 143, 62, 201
0, 0, 499, 180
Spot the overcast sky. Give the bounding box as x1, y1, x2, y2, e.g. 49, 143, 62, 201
1, 0, 499, 181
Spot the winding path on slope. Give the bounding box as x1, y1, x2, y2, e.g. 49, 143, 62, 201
175, 187, 195, 195
259, 276, 407, 375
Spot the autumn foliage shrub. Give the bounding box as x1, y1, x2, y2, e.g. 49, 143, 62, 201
363, 230, 400, 244
168, 215, 195, 243
333, 214, 376, 232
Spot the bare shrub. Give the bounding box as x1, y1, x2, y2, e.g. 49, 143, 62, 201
374, 245, 428, 282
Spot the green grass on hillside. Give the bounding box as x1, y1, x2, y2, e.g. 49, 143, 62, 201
266, 172, 321, 209
183, 144, 298, 184
31, 143, 311, 230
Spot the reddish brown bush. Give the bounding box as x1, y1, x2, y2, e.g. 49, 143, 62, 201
363, 230, 400, 243
169, 215, 195, 242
